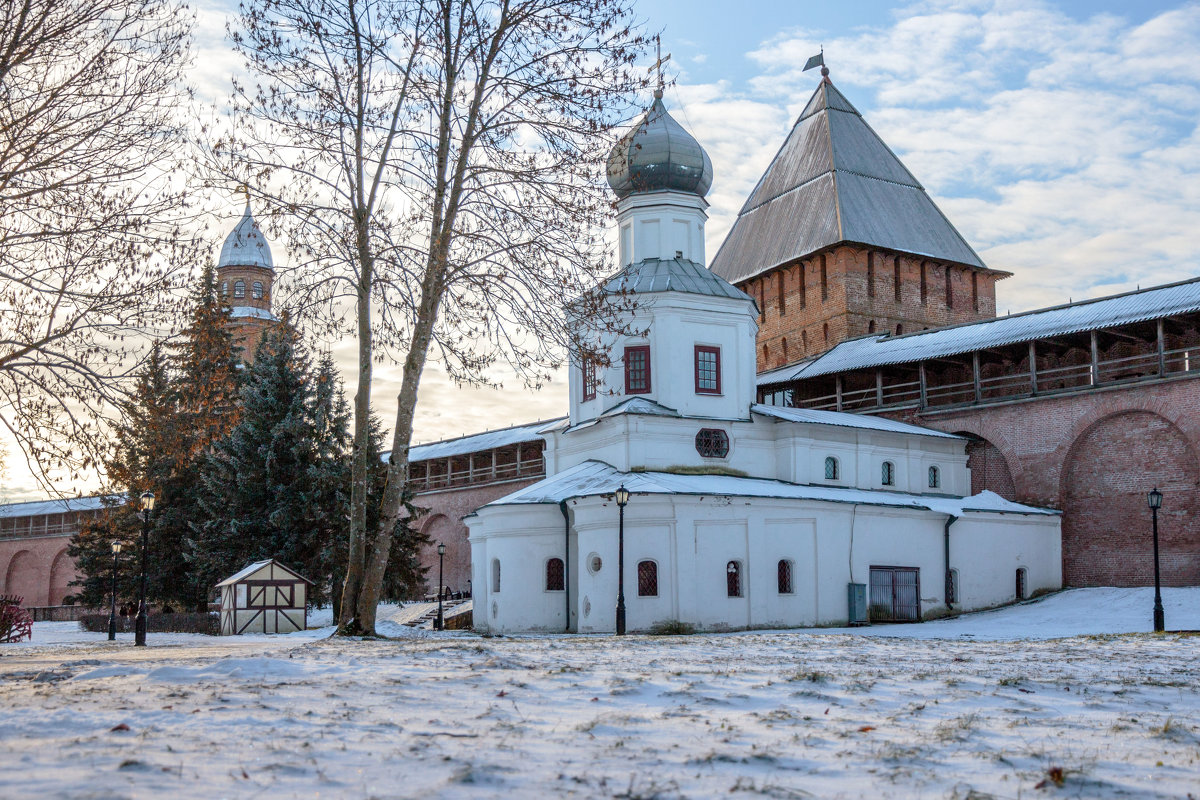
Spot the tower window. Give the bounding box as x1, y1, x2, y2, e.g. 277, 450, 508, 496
799, 262, 807, 309
624, 345, 651, 394
694, 345, 721, 394
695, 428, 730, 458
928, 466, 940, 489
894, 257, 902, 302
726, 561, 743, 598
801, 330, 808, 353
777, 271, 786, 314
823, 322, 829, 344
233, 279, 246, 298
882, 461, 895, 486
867, 252, 875, 298
582, 358, 597, 401
945, 265, 953, 308
637, 560, 658, 597
781, 337, 789, 362
545, 558, 564, 592
824, 456, 839, 480
972, 272, 979, 312
868, 320, 876, 334
920, 262, 927, 303
220, 280, 228, 296
820, 254, 828, 301
252, 281, 264, 299
777, 559, 794, 594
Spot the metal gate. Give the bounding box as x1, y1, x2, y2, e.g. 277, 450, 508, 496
869, 567, 921, 622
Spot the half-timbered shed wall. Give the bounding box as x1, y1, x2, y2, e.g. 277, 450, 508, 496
217, 559, 310, 635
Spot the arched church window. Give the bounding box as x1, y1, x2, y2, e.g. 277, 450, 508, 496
781, 338, 789, 362
945, 265, 954, 308
824, 457, 839, 481
868, 320, 876, 334
545, 558, 564, 592
928, 466, 940, 489
882, 461, 895, 486
252, 281, 264, 299
777, 271, 786, 314
491, 559, 501, 593
726, 561, 742, 598
637, 560, 658, 597
896, 323, 904, 335
1015, 567, 1027, 600
695, 428, 729, 459
220, 280, 228, 296
582, 358, 597, 401
233, 279, 246, 298
777, 560, 794, 594
624, 345, 651, 394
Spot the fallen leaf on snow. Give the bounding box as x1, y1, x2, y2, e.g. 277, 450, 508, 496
110, 723, 131, 732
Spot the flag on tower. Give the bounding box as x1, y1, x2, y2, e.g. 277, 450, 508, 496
803, 52, 824, 72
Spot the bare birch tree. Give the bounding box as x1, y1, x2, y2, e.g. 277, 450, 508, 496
214, 0, 648, 634
0, 0, 196, 487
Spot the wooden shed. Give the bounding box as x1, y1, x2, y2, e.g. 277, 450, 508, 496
216, 559, 311, 635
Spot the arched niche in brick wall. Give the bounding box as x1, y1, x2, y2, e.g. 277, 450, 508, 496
49, 548, 74, 605
4, 550, 42, 606
1059, 411, 1199, 588
954, 432, 1017, 501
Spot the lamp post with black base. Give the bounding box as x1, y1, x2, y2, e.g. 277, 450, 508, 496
614, 485, 630, 635
1148, 488, 1165, 633
435, 543, 446, 630
107, 540, 122, 641
134, 491, 154, 647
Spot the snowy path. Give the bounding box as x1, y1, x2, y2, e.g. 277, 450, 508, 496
1, 588, 1197, 799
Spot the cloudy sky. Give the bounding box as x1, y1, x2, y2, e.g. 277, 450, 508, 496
6, 0, 1199, 500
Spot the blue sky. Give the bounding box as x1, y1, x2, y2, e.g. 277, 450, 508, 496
7, 0, 1200, 499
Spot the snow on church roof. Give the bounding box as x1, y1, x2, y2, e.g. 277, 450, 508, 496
757, 277, 1200, 387
751, 404, 963, 439
0, 495, 112, 518
479, 460, 1058, 516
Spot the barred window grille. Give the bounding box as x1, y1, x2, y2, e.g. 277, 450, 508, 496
928, 466, 940, 488
777, 559, 794, 594
695, 428, 730, 458
582, 359, 597, 401
824, 456, 839, 480
233, 279, 245, 298
882, 461, 895, 486
252, 281, 264, 299
545, 558, 564, 591
637, 560, 657, 597
726, 561, 742, 598
491, 559, 501, 593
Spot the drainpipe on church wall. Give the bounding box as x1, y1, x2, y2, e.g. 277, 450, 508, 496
559, 500, 571, 633
944, 514, 959, 611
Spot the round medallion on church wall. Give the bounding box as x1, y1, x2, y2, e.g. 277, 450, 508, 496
587, 553, 603, 574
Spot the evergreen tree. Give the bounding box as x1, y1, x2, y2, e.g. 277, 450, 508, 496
307, 353, 352, 609
68, 343, 177, 606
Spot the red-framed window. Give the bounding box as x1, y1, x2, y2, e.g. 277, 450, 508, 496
694, 345, 721, 394
582, 359, 597, 401
624, 345, 651, 394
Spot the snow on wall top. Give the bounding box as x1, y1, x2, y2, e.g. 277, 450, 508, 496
0, 495, 112, 519
478, 460, 1058, 516
759, 277, 1200, 386
401, 418, 566, 464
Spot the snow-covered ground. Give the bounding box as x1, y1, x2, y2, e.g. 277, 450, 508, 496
1, 588, 1197, 798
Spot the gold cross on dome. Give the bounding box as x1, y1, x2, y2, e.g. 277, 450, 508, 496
648, 35, 671, 92
234, 183, 250, 205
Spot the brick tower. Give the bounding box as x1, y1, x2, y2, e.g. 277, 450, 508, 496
709, 73, 1010, 372
215, 200, 277, 361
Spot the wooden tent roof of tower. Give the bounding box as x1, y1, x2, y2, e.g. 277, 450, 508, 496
709, 79, 993, 285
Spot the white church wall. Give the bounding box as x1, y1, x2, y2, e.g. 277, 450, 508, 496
468, 505, 569, 634
950, 514, 1062, 608
845, 508, 948, 618
615, 190, 708, 264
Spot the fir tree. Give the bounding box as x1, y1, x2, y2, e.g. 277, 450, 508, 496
68, 343, 178, 606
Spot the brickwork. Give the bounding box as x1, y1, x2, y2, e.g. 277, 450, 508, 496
884, 377, 1200, 587
412, 477, 543, 597
0, 536, 77, 606
745, 244, 1001, 371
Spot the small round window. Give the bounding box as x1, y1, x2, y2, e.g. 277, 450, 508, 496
695, 428, 730, 458
588, 553, 603, 574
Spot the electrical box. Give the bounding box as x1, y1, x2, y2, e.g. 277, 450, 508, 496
847, 582, 868, 626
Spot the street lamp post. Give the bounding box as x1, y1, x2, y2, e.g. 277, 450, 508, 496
134, 491, 155, 647
614, 485, 630, 635
108, 540, 122, 641
1148, 488, 1165, 633
435, 542, 446, 631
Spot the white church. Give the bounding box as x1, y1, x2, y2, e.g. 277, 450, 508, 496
466, 88, 1062, 634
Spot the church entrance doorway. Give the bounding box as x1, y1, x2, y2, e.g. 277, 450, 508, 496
869, 566, 920, 622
